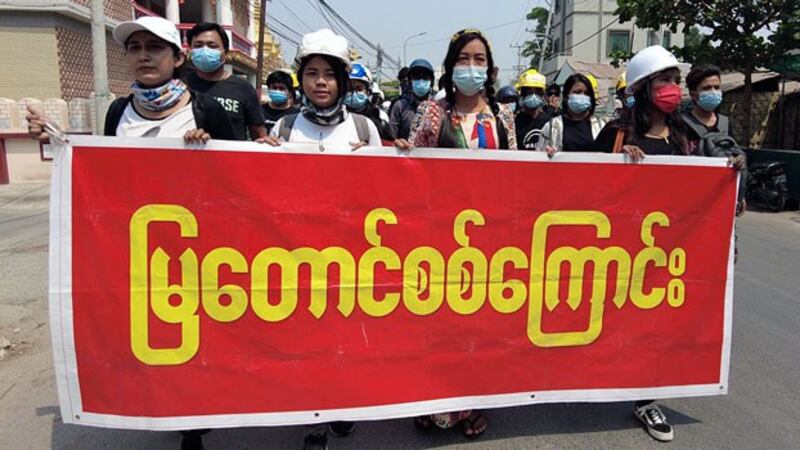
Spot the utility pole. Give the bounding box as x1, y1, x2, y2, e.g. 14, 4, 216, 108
509, 43, 525, 79
91, 0, 111, 135
538, 0, 555, 72
597, 0, 603, 62
376, 44, 384, 83
255, 0, 268, 98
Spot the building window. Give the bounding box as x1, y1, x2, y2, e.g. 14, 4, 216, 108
553, 38, 561, 54
607, 30, 630, 55
662, 31, 672, 48
565, 30, 573, 55
555, 0, 560, 13
647, 30, 659, 46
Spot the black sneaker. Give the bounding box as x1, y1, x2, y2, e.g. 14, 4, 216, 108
328, 421, 355, 437
634, 402, 674, 442
303, 432, 328, 450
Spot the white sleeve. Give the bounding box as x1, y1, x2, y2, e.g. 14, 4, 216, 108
366, 119, 382, 146
269, 118, 282, 137
535, 122, 551, 151
379, 109, 390, 124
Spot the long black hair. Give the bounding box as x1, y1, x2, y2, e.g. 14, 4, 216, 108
561, 73, 596, 117
630, 68, 690, 154
297, 54, 350, 105
441, 30, 498, 114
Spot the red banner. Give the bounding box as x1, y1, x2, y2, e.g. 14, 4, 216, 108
48, 136, 736, 430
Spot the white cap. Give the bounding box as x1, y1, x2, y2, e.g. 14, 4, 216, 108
295, 28, 350, 69
625, 45, 680, 93
113, 16, 183, 50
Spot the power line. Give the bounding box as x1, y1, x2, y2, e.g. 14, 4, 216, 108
277, 0, 313, 33
316, 0, 400, 68
385, 18, 525, 50
560, 17, 620, 55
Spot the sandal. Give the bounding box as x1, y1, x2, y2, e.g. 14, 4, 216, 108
414, 415, 434, 431
461, 411, 487, 439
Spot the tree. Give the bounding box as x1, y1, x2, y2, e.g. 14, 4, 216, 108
615, 0, 800, 147
522, 6, 552, 70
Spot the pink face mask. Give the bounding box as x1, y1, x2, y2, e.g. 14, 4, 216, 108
652, 84, 682, 113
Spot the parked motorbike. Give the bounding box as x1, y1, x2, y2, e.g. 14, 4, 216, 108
746, 161, 789, 212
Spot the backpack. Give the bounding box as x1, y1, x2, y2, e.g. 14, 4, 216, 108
682, 113, 747, 201
278, 112, 371, 143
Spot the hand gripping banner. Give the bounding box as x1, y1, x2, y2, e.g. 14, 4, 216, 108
48, 136, 737, 430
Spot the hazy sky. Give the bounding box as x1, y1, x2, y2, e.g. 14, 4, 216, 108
266, 0, 545, 85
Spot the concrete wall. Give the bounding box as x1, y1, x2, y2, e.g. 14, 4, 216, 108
3, 139, 50, 183
0, 27, 61, 99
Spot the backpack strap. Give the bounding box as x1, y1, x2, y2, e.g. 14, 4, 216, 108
681, 112, 709, 139
278, 113, 299, 141
352, 113, 370, 143
103, 94, 133, 136
717, 114, 730, 136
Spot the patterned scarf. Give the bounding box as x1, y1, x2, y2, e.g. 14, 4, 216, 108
131, 79, 188, 112
300, 95, 347, 126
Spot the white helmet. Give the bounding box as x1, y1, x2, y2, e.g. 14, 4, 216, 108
625, 45, 680, 93
294, 28, 350, 69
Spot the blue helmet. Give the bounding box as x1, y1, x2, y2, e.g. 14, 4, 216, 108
349, 63, 372, 83
497, 85, 519, 102
409, 58, 434, 75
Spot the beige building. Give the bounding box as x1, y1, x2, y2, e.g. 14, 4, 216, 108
541, 0, 685, 81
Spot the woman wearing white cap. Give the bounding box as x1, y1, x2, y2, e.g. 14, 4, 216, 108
264, 28, 381, 151
27, 16, 235, 143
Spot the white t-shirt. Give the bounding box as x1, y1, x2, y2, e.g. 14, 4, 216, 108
270, 111, 382, 152
116, 102, 196, 138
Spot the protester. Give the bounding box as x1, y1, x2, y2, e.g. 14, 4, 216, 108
683, 64, 732, 149
496, 85, 519, 112
387, 66, 411, 113
536, 73, 604, 154
185, 22, 266, 141
398, 29, 516, 154
514, 69, 551, 149
28, 16, 234, 145
27, 16, 236, 450
595, 48, 743, 441
264, 29, 380, 155
344, 63, 393, 141
262, 70, 300, 134
544, 83, 561, 116
389, 58, 435, 140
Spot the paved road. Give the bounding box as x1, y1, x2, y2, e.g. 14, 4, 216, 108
1, 183, 798, 449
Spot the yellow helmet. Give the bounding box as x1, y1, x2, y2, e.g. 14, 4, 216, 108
585, 73, 600, 98
290, 72, 299, 89
616, 72, 627, 91
517, 69, 546, 89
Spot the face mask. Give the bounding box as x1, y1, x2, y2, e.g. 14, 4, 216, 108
412, 79, 431, 97
452, 65, 488, 96
268, 90, 288, 105
344, 91, 369, 110
191, 47, 224, 73
521, 94, 544, 110
624, 96, 636, 109
567, 94, 592, 114
131, 79, 188, 112
652, 84, 682, 113
504, 102, 517, 113
697, 90, 722, 112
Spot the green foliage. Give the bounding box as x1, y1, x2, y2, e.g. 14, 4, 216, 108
615, 0, 800, 72
522, 6, 552, 69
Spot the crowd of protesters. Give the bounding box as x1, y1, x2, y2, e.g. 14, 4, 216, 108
25, 16, 746, 450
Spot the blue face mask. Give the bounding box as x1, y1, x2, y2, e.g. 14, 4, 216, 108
503, 102, 517, 113
697, 90, 722, 112
412, 79, 431, 97
344, 91, 369, 110
624, 96, 636, 109
191, 47, 224, 73
521, 94, 544, 110
567, 93, 592, 114
268, 90, 288, 105
452, 65, 488, 96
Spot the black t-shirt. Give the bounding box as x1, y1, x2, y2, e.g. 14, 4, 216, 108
638, 135, 683, 155
562, 117, 595, 151
263, 104, 300, 134
515, 111, 551, 150
593, 120, 629, 152
185, 71, 265, 141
